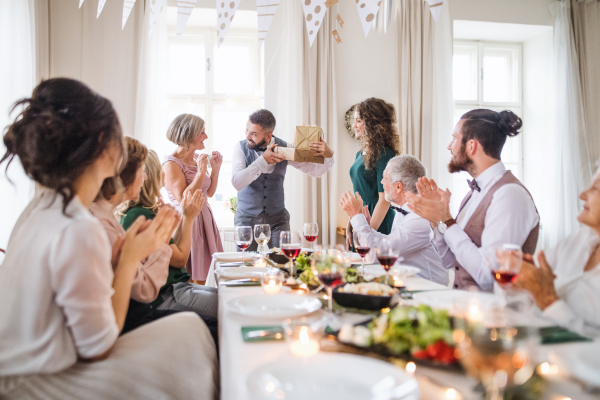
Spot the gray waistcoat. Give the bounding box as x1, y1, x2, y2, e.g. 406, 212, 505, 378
237, 137, 288, 217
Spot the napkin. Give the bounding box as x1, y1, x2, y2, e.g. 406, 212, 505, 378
213, 252, 259, 263
242, 326, 285, 342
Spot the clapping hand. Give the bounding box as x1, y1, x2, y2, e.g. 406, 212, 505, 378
416, 177, 442, 201
514, 251, 559, 310
340, 190, 365, 218
309, 139, 333, 158
263, 143, 285, 164
195, 153, 209, 175
362, 205, 372, 225
210, 151, 223, 170
405, 178, 453, 225
181, 189, 204, 220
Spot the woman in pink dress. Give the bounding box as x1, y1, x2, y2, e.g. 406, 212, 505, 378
163, 114, 224, 282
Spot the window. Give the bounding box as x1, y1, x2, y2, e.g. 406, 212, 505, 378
452, 41, 523, 212
162, 7, 262, 227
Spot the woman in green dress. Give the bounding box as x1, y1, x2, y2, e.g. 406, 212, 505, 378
349, 98, 402, 235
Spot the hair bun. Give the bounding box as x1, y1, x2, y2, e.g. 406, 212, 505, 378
497, 110, 522, 137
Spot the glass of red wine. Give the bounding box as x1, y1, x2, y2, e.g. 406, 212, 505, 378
312, 248, 346, 314
234, 226, 252, 264
280, 231, 302, 275
483, 244, 523, 308
374, 237, 399, 285
352, 230, 370, 275
303, 222, 319, 251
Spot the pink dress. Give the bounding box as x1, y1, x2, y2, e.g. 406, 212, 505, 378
163, 155, 223, 281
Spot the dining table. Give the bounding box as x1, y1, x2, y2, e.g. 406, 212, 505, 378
215, 256, 600, 400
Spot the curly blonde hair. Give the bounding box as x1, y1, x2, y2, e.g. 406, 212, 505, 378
118, 150, 162, 215
355, 98, 402, 170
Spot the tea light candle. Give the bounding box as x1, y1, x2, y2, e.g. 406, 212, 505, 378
392, 275, 404, 287
467, 301, 484, 323
261, 271, 283, 295
290, 326, 319, 357
254, 258, 268, 268
405, 361, 416, 376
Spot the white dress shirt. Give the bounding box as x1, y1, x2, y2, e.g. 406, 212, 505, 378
0, 190, 118, 375
431, 162, 540, 291
540, 227, 600, 338
351, 204, 449, 285
231, 136, 335, 191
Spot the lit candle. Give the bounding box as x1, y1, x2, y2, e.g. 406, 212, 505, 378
263, 279, 281, 294
261, 271, 283, 295
289, 326, 319, 357
254, 258, 267, 268
466, 301, 484, 323
393, 275, 404, 287
405, 361, 416, 376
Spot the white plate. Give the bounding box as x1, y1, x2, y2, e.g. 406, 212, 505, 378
412, 290, 498, 312
228, 294, 322, 318
213, 252, 261, 262
362, 264, 420, 278
216, 267, 277, 280
247, 353, 420, 400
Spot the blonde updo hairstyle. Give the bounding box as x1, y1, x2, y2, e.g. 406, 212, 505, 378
166, 113, 205, 147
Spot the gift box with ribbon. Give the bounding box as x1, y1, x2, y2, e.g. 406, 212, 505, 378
274, 125, 325, 164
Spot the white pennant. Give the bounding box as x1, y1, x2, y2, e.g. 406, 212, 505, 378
257, 0, 280, 48
177, 0, 198, 36
79, 0, 85, 8
356, 0, 379, 37
149, 0, 167, 38
216, 0, 241, 48
97, 0, 107, 18
425, 0, 443, 22
301, 0, 327, 47
122, 0, 136, 29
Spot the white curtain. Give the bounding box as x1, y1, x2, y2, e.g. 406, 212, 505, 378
548, 1, 594, 247
0, 0, 36, 251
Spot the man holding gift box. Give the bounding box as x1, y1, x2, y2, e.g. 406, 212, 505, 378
232, 109, 335, 250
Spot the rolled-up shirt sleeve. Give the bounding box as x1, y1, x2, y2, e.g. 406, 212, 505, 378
231, 142, 270, 191
288, 156, 334, 178
49, 219, 119, 359
130, 243, 172, 303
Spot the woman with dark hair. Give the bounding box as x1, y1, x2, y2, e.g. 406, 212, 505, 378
0, 79, 218, 399
349, 98, 402, 235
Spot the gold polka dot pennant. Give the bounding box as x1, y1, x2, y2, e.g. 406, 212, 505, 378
122, 0, 137, 29
97, 0, 107, 18
79, 0, 84, 8
356, 0, 379, 37
257, 0, 280, 48
148, 0, 167, 38
301, 0, 327, 47
216, 0, 241, 48
176, 0, 198, 36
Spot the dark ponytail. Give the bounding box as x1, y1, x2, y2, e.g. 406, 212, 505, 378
1, 78, 125, 213
459, 109, 522, 160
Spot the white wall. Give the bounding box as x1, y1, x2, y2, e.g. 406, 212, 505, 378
523, 28, 554, 249
451, 0, 555, 26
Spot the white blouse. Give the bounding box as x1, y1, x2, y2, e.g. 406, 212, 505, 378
541, 227, 600, 338
0, 190, 118, 375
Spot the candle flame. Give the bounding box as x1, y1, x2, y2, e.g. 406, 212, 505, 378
445, 388, 457, 399
269, 279, 275, 286
405, 362, 416, 373
299, 326, 309, 344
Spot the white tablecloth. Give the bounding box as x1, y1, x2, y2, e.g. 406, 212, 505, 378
218, 275, 600, 400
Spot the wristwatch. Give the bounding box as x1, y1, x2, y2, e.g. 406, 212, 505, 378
437, 218, 456, 234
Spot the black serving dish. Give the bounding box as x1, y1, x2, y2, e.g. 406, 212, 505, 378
267, 253, 290, 265
332, 287, 393, 311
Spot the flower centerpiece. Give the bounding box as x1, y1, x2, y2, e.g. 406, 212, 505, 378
223, 196, 237, 214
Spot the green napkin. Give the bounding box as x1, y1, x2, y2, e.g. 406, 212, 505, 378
539, 326, 592, 345
221, 281, 261, 287
242, 326, 285, 342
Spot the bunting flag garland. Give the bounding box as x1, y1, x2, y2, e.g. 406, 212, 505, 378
177, 0, 198, 36
336, 14, 344, 28
79, 0, 84, 8
216, 0, 241, 48
301, 0, 327, 47
97, 0, 107, 18
324, 0, 338, 7
374, 0, 395, 33
122, 0, 136, 29
257, 0, 280, 48
148, 0, 166, 38
425, 0, 443, 22
332, 30, 341, 44
356, 0, 380, 37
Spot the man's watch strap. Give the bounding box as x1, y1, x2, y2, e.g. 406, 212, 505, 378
444, 218, 457, 229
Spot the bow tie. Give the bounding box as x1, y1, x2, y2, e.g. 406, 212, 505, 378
256, 148, 268, 152
391, 206, 409, 216
467, 179, 481, 192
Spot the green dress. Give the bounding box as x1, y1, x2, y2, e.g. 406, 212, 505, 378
121, 205, 191, 309
349, 147, 395, 235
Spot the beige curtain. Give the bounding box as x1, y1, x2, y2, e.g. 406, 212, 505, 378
302, 12, 339, 247
571, 0, 600, 166
397, 0, 435, 172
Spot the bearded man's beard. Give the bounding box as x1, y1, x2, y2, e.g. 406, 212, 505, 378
247, 138, 267, 150
448, 142, 474, 173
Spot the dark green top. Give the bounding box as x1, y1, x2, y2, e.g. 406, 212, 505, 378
120, 205, 191, 309
349, 147, 395, 235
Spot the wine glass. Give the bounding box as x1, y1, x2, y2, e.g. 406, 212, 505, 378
352, 230, 370, 275
374, 237, 399, 285
484, 244, 523, 307
303, 222, 319, 251
280, 231, 302, 275
312, 248, 346, 315
254, 224, 271, 256
234, 226, 252, 263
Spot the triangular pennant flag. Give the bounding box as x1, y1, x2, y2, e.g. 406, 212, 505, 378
301, 0, 327, 47
149, 0, 167, 38
79, 0, 85, 8
122, 0, 136, 29
257, 0, 280, 48
356, 0, 379, 37
425, 0, 443, 22
216, 0, 241, 48
177, 0, 198, 36
97, 0, 107, 18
